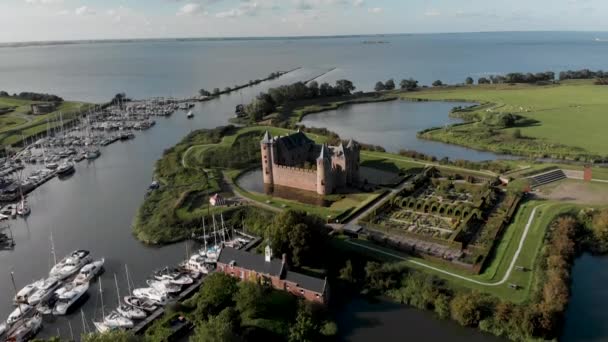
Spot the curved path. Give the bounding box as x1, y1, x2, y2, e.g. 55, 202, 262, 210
347, 204, 543, 287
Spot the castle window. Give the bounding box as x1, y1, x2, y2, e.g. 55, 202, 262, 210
263, 146, 267, 150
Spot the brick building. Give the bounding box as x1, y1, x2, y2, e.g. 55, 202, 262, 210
261, 130, 360, 195
216, 245, 328, 304
30, 103, 56, 115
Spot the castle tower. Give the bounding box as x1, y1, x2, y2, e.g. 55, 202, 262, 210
316, 144, 331, 195
346, 139, 360, 184
261, 131, 274, 185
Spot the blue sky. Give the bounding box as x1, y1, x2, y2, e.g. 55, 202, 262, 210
0, 0, 607, 42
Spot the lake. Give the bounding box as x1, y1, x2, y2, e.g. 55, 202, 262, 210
299, 100, 516, 161
0, 32, 607, 340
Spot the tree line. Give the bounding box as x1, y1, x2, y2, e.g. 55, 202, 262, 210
0, 91, 63, 103
199, 71, 287, 98
245, 79, 356, 121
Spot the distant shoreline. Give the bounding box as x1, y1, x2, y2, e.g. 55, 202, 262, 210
2, 30, 606, 49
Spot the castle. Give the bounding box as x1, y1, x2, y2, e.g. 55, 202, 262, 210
260, 130, 360, 195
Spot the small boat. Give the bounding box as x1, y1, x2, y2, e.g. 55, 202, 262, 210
5, 314, 42, 341
186, 111, 194, 119
16, 199, 30, 217
103, 311, 134, 329
36, 296, 57, 315
56, 162, 75, 177
116, 304, 147, 320
153, 267, 193, 285
52, 282, 89, 315
183, 254, 212, 275
133, 288, 167, 305
85, 149, 101, 160
146, 279, 181, 294
7, 304, 33, 325
74, 155, 85, 163
14, 279, 43, 304
45, 162, 59, 170
28, 277, 61, 305
49, 250, 92, 280
0, 322, 6, 337
123, 296, 158, 313
74, 258, 104, 284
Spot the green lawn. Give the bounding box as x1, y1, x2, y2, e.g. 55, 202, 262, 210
400, 80, 608, 157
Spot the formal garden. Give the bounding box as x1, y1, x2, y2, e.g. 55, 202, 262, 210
361, 168, 522, 273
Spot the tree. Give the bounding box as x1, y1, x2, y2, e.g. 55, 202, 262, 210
307, 81, 319, 97
0, 91, 8, 97
192, 307, 241, 342
465, 77, 474, 85
335, 79, 355, 95
194, 273, 238, 320
288, 302, 318, 342
450, 292, 488, 327
592, 209, 608, 252
374, 81, 386, 92
512, 129, 522, 139
319, 82, 332, 97
400, 78, 418, 91
213, 88, 221, 96
385, 79, 396, 90
432, 80, 444, 87
288, 223, 312, 267
199, 89, 211, 96
434, 293, 451, 319
339, 260, 354, 284
320, 321, 338, 336
246, 92, 276, 122
82, 331, 141, 342
234, 281, 266, 321
478, 77, 490, 84
224, 87, 232, 93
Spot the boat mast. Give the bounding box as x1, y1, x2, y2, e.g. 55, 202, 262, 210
81, 309, 88, 335
202, 217, 207, 252
220, 214, 227, 241
212, 215, 218, 247
68, 321, 75, 341
125, 265, 132, 297
10, 271, 24, 318
113, 273, 121, 306
99, 278, 105, 320
50, 230, 57, 266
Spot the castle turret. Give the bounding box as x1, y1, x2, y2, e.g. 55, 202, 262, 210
261, 131, 274, 185
316, 144, 331, 195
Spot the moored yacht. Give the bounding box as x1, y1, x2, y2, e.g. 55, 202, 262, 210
186, 111, 194, 119
146, 279, 181, 294
27, 277, 61, 305
116, 304, 147, 320
85, 149, 101, 160
7, 304, 33, 325
74, 258, 104, 284
16, 199, 30, 217
14, 279, 43, 304
56, 162, 75, 177
49, 250, 92, 280
133, 288, 167, 305
153, 267, 193, 285
52, 282, 89, 315
103, 311, 134, 330
5, 313, 42, 342
124, 296, 158, 313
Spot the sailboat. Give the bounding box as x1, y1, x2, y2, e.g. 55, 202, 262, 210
186, 111, 194, 119
16, 171, 30, 217
114, 273, 146, 320
5, 314, 43, 342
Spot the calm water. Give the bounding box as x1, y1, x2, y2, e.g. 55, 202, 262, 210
338, 298, 503, 342
300, 100, 515, 161
0, 32, 607, 340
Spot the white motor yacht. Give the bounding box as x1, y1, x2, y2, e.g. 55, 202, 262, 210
7, 304, 33, 325
103, 311, 134, 329
28, 277, 61, 305
49, 250, 92, 279
116, 304, 147, 320
146, 279, 181, 294
52, 282, 89, 315
74, 258, 104, 284
5, 314, 42, 341
133, 288, 167, 305
124, 296, 158, 313
14, 279, 43, 304
184, 254, 212, 275
153, 267, 193, 285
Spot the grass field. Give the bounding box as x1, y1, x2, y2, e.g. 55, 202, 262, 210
400, 80, 608, 158
0, 97, 93, 146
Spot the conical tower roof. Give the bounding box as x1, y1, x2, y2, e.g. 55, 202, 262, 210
318, 144, 330, 160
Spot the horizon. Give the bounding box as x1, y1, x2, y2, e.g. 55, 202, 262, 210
2, 30, 608, 47
2, 0, 608, 43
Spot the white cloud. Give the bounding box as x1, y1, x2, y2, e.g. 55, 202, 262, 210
216, 2, 259, 18
368, 7, 382, 14
424, 10, 441, 17
24, 0, 64, 4
75, 6, 95, 16
177, 3, 204, 16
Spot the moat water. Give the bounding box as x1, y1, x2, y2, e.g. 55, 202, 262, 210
1, 32, 608, 340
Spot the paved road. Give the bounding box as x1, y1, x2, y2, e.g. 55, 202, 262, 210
346, 204, 543, 287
